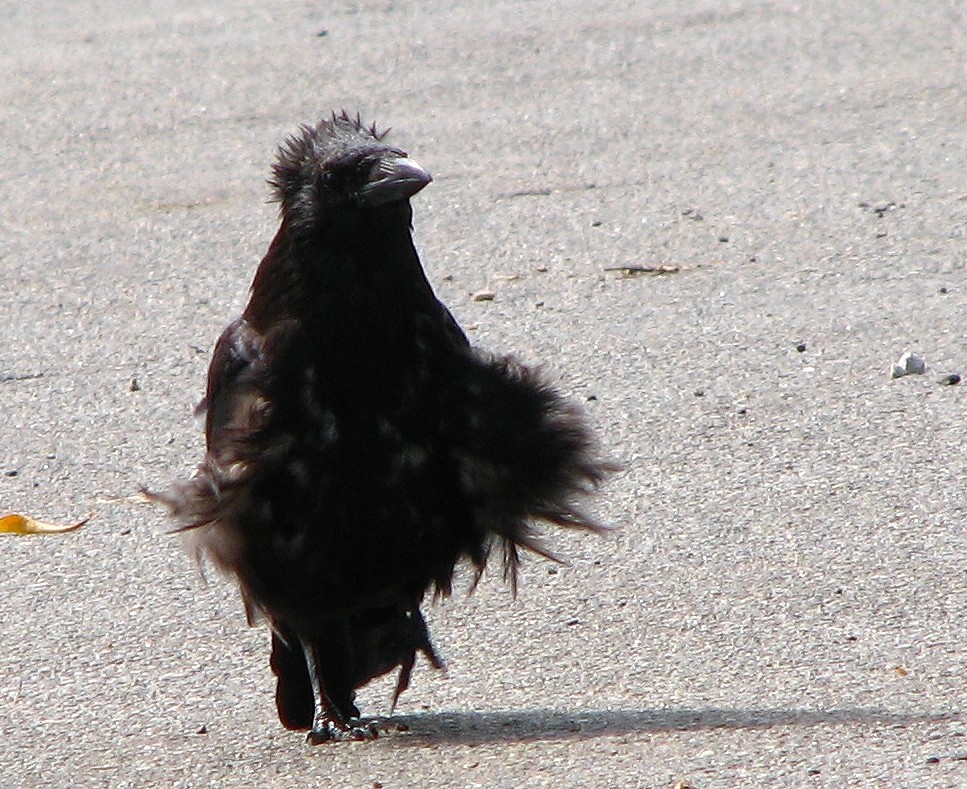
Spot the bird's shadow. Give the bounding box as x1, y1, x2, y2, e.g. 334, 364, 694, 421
382, 706, 962, 746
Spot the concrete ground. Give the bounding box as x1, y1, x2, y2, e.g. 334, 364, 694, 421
1, 0, 965, 786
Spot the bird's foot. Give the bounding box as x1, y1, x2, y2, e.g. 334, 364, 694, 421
306, 716, 379, 744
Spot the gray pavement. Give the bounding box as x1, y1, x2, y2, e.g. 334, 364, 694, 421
2, 1, 965, 786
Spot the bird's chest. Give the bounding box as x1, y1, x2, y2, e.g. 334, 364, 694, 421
268, 340, 457, 506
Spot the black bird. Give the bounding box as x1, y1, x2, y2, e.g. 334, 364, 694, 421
155, 112, 609, 743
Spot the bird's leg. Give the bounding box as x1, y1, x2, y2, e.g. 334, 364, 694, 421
299, 636, 378, 744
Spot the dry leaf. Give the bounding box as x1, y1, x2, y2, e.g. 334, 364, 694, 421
0, 513, 89, 535
95, 491, 153, 506
604, 264, 680, 277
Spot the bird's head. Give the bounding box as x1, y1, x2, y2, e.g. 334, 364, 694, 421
270, 111, 432, 232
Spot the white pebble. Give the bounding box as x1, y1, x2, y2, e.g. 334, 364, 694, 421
892, 352, 926, 378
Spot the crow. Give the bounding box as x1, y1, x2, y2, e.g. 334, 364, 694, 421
155, 111, 610, 743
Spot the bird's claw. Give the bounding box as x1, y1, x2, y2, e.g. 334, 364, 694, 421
306, 717, 379, 744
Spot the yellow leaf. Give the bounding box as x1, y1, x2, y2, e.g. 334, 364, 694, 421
0, 513, 89, 534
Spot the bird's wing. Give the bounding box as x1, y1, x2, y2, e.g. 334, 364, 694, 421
147, 317, 273, 542
199, 317, 270, 453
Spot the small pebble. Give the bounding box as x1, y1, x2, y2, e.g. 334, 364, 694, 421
796, 342, 807, 353
471, 289, 495, 302
129, 377, 141, 392
939, 373, 961, 386
902, 353, 926, 374
891, 352, 926, 378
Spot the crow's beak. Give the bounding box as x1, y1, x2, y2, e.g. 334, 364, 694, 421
356, 156, 432, 206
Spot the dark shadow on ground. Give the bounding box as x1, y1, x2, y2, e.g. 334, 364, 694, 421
379, 707, 963, 746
